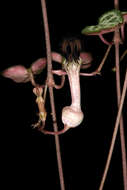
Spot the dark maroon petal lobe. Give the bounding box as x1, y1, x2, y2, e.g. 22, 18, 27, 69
80, 52, 93, 64
2, 65, 29, 83
31, 58, 47, 74
51, 52, 63, 63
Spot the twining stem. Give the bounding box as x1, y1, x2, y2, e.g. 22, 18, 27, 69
80, 44, 112, 77
97, 44, 112, 72
54, 75, 65, 89
41, 0, 65, 190
49, 86, 66, 188
99, 69, 127, 190
29, 72, 38, 87
99, 1, 127, 189
99, 34, 112, 45
114, 2, 127, 190
114, 0, 119, 10
41, 0, 52, 78
114, 34, 127, 190
43, 84, 48, 103
120, 50, 127, 62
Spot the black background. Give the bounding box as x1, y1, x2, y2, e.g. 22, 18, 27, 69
0, 0, 127, 189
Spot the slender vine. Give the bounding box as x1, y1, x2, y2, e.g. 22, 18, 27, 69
114, 1, 127, 190
81, 0, 127, 189
98, 1, 127, 189
40, 0, 65, 189
99, 69, 127, 190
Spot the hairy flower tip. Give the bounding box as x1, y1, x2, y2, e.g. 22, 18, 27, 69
2, 65, 29, 83
31, 58, 46, 75
61, 37, 81, 62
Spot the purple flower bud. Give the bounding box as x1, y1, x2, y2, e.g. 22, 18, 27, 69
31, 58, 46, 74
51, 52, 63, 63
2, 65, 29, 83
80, 52, 93, 64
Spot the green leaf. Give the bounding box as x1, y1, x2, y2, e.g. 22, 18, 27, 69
98, 9, 123, 29
81, 9, 126, 36
81, 25, 101, 34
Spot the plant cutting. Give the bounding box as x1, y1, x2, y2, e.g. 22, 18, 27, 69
1, 0, 127, 189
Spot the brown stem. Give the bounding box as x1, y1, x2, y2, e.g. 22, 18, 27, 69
120, 50, 127, 62
39, 124, 69, 135
113, 2, 127, 189
97, 44, 112, 72
114, 34, 127, 190
48, 87, 66, 189
51, 52, 65, 89
98, 1, 127, 188
54, 75, 65, 89
80, 44, 112, 77
114, 0, 119, 9
99, 34, 113, 45
41, 1, 65, 190
120, 24, 125, 42
29, 72, 38, 87
99, 69, 127, 190
41, 0, 52, 78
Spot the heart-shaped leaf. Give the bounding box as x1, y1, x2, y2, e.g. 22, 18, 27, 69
81, 9, 124, 35
98, 9, 123, 29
